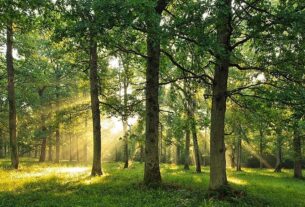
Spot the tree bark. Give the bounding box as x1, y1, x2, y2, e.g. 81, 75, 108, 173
274, 137, 283, 172
144, 0, 169, 186
89, 38, 102, 176
209, 0, 232, 190
259, 129, 264, 169
48, 137, 52, 161
6, 21, 19, 169
123, 120, 129, 168
184, 129, 191, 170
230, 144, 235, 169
123, 71, 129, 169
0, 130, 4, 158
38, 88, 47, 162
55, 128, 60, 163
69, 132, 72, 162
191, 114, 201, 173
236, 136, 242, 171
293, 127, 302, 178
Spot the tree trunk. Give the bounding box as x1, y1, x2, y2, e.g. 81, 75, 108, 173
209, 0, 232, 190
236, 136, 242, 171
69, 132, 72, 162
259, 129, 264, 169
123, 71, 129, 169
123, 120, 129, 168
6, 21, 19, 169
89, 38, 102, 176
293, 127, 302, 178
55, 128, 60, 163
191, 116, 201, 173
39, 129, 47, 162
140, 143, 144, 163
144, 1, 168, 186
84, 116, 88, 162
76, 136, 79, 162
48, 137, 52, 161
184, 129, 191, 170
230, 144, 235, 169
38, 88, 47, 162
55, 86, 60, 163
0, 130, 4, 158
274, 137, 283, 172
176, 143, 181, 165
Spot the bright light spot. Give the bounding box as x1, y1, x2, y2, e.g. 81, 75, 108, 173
51, 167, 88, 174
109, 57, 120, 69
228, 177, 248, 185
253, 73, 266, 83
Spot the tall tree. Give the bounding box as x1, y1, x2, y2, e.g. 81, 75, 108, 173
144, 0, 170, 185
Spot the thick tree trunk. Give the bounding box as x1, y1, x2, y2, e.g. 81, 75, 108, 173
55, 128, 60, 163
293, 127, 302, 178
209, 0, 232, 190
89, 38, 102, 176
6, 21, 19, 169
236, 136, 242, 171
144, 1, 168, 185
184, 129, 191, 170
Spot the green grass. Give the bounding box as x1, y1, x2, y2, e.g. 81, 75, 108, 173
0, 159, 304, 207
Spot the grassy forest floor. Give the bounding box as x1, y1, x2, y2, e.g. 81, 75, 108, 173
0, 159, 304, 207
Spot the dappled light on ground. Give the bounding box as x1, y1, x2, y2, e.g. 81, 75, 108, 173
0, 160, 305, 207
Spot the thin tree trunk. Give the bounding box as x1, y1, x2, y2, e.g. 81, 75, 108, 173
293, 127, 302, 178
76, 135, 79, 162
140, 143, 144, 163
69, 132, 72, 162
123, 71, 129, 169
55, 128, 60, 163
209, 0, 232, 190
259, 129, 264, 169
274, 137, 283, 172
84, 117, 88, 162
55, 86, 60, 163
123, 120, 128, 168
89, 38, 102, 176
184, 129, 190, 170
6, 21, 18, 169
48, 137, 52, 161
236, 136, 242, 171
230, 144, 235, 169
191, 116, 201, 173
176, 143, 181, 165
38, 88, 47, 162
0, 130, 4, 158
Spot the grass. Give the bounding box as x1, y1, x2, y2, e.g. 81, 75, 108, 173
0, 159, 304, 207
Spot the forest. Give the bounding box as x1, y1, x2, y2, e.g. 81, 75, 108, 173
0, 0, 305, 206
